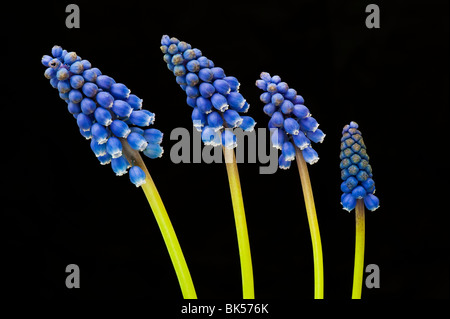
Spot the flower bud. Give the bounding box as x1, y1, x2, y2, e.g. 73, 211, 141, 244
63, 52, 78, 64
292, 132, 310, 150
227, 92, 245, 110
239, 116, 256, 132
271, 93, 284, 106
129, 166, 147, 187
91, 123, 110, 144
96, 75, 116, 90
199, 68, 214, 82
270, 112, 284, 127
129, 110, 155, 127
222, 130, 237, 149
223, 76, 240, 91
127, 132, 148, 151
207, 111, 223, 131
110, 120, 131, 138
70, 75, 85, 89
364, 194, 380, 211
306, 128, 325, 143
196, 96, 213, 114
69, 61, 84, 74
302, 146, 319, 164
211, 93, 229, 112
110, 83, 130, 99
96, 91, 114, 109
282, 141, 296, 161
82, 69, 97, 82
106, 136, 123, 158
90, 139, 107, 157
81, 97, 97, 115
201, 126, 221, 146
278, 154, 291, 170
94, 107, 113, 126
111, 156, 129, 176
143, 143, 164, 159
223, 109, 243, 128
191, 108, 206, 130
77, 113, 92, 131
199, 82, 216, 98
56, 68, 70, 81
341, 193, 357, 212
82, 82, 98, 98
271, 128, 286, 150
284, 118, 300, 135
143, 128, 163, 144
186, 72, 199, 86
112, 100, 133, 118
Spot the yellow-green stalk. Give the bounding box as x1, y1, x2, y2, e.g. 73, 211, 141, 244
295, 146, 324, 299
223, 146, 254, 299
123, 140, 197, 299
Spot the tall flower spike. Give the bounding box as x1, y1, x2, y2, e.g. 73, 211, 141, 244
340, 121, 379, 300
42, 45, 163, 186
42, 45, 196, 299
160, 35, 256, 149
256, 72, 324, 299
256, 72, 324, 168
161, 35, 255, 299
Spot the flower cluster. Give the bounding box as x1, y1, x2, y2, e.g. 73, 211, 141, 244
160, 35, 256, 149
256, 72, 325, 169
42, 45, 164, 187
340, 122, 379, 211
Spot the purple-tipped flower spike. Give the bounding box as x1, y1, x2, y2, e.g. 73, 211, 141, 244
340, 121, 379, 212
42, 45, 164, 185
160, 35, 256, 149
256, 72, 324, 168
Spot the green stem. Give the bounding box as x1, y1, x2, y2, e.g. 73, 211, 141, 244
223, 146, 255, 299
352, 199, 365, 299
295, 146, 324, 299
122, 140, 197, 299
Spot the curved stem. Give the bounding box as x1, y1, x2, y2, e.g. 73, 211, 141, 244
294, 146, 324, 299
122, 140, 197, 299
352, 199, 365, 299
223, 146, 255, 299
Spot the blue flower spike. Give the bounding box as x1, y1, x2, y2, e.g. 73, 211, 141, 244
160, 35, 256, 150
42, 45, 163, 187
256, 71, 325, 299
255, 72, 325, 168
340, 121, 379, 212
42, 45, 197, 299
161, 35, 255, 299
342, 122, 380, 299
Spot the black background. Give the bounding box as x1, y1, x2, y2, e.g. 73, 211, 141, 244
4, 0, 449, 304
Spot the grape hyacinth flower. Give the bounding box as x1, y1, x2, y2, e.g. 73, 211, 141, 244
256, 72, 324, 299
160, 35, 255, 299
160, 35, 256, 148
339, 121, 379, 299
340, 121, 379, 212
256, 72, 325, 168
42, 46, 163, 185
42, 45, 196, 299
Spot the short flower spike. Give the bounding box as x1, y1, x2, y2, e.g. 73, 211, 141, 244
340, 121, 380, 212
160, 35, 256, 149
42, 45, 163, 186
256, 72, 325, 167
